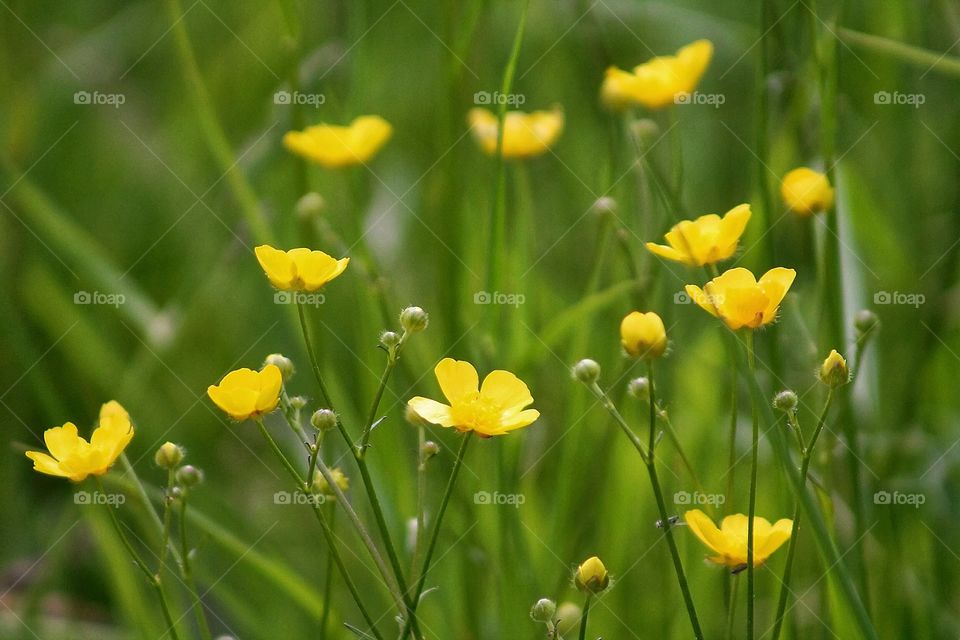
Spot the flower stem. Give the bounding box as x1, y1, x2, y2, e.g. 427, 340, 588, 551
744, 331, 759, 640
178, 494, 214, 640
578, 594, 592, 640
725, 573, 740, 640
320, 507, 336, 637
400, 433, 473, 639
770, 388, 834, 640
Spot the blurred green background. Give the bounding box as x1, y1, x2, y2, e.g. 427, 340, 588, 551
2, 0, 960, 638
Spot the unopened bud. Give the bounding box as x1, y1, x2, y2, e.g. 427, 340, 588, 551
627, 377, 650, 401
295, 192, 325, 219
380, 331, 401, 349
574, 556, 610, 594
591, 197, 617, 219
311, 409, 337, 432
313, 467, 349, 496
572, 359, 601, 384
854, 309, 879, 340
288, 395, 308, 410
773, 390, 798, 412
264, 353, 295, 381
530, 597, 557, 623
176, 465, 204, 487
819, 349, 850, 388
555, 602, 583, 636
154, 442, 184, 469
399, 306, 429, 333
421, 441, 439, 459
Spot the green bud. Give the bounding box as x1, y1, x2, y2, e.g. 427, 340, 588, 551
854, 309, 879, 340
176, 465, 203, 487
555, 602, 582, 636
288, 395, 308, 410
399, 306, 429, 333
773, 390, 798, 412
572, 359, 601, 384
154, 442, 184, 469
627, 377, 650, 401
295, 192, 325, 219
421, 441, 439, 459
263, 353, 295, 381
530, 598, 557, 623
380, 331, 401, 349
311, 409, 337, 432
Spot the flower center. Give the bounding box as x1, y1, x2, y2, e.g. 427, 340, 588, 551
449, 393, 502, 431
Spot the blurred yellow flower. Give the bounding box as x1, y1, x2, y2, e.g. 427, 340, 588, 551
255, 245, 349, 292
467, 106, 564, 159
207, 365, 283, 421
685, 267, 796, 330
25, 401, 134, 482
407, 358, 540, 437
575, 556, 610, 593
645, 204, 751, 266
620, 311, 667, 359
780, 167, 834, 215
601, 39, 713, 110
283, 115, 392, 168
684, 509, 792, 570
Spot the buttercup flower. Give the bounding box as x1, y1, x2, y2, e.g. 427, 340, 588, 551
601, 39, 713, 110
645, 204, 751, 266
25, 401, 134, 482
780, 167, 834, 215
467, 107, 564, 159
684, 509, 792, 570
207, 365, 283, 421
620, 311, 667, 359
819, 349, 849, 387
407, 358, 540, 437
254, 245, 349, 292
685, 267, 796, 330
574, 556, 610, 593
283, 115, 392, 168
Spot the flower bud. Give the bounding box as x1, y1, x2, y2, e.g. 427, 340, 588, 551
380, 331, 401, 349
263, 353, 295, 381
627, 377, 650, 401
781, 167, 834, 216
399, 306, 429, 333
819, 349, 849, 388
854, 309, 879, 340
773, 390, 798, 413
574, 556, 610, 594
591, 197, 617, 219
154, 442, 184, 469
530, 597, 557, 623
311, 409, 338, 432
176, 465, 204, 487
620, 311, 667, 360
421, 440, 440, 459
288, 395, 308, 410
572, 359, 601, 384
555, 602, 582, 635
295, 192, 325, 219
314, 467, 349, 496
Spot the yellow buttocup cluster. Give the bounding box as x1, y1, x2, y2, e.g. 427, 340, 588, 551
283, 115, 392, 168
467, 106, 564, 159
602, 40, 714, 110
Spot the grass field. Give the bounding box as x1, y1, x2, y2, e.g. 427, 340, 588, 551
3, 1, 960, 638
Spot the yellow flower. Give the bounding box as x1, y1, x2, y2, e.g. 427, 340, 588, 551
407, 358, 540, 437
575, 556, 610, 593
780, 167, 834, 216
685, 267, 796, 330
645, 204, 751, 266
25, 401, 134, 482
467, 106, 564, 159
207, 365, 283, 421
684, 509, 792, 570
283, 115, 392, 168
601, 39, 713, 110
254, 245, 349, 292
819, 349, 849, 387
620, 311, 667, 359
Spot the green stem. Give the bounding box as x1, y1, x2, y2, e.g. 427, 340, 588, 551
578, 594, 592, 640
120, 454, 181, 565
400, 433, 473, 639
837, 27, 960, 78
179, 495, 214, 640
320, 507, 336, 637
745, 331, 759, 640
726, 573, 740, 640
359, 349, 399, 455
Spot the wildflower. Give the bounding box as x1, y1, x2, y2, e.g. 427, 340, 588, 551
310, 408, 338, 432
154, 442, 184, 469
207, 365, 283, 421
572, 358, 601, 384
620, 311, 668, 359
773, 390, 799, 413
819, 349, 849, 388
283, 115, 392, 168
254, 245, 349, 292
530, 598, 557, 623
601, 40, 713, 110
399, 306, 429, 333
645, 204, 751, 266
407, 358, 540, 437
685, 267, 796, 330
25, 401, 134, 482
467, 106, 564, 159
780, 167, 834, 215
684, 509, 792, 570
574, 556, 610, 594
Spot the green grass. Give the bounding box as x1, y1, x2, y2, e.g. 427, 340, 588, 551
3, 0, 960, 638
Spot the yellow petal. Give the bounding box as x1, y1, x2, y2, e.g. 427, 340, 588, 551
208, 384, 258, 421
492, 408, 540, 434
255, 245, 296, 290
407, 397, 455, 427
480, 370, 534, 413
25, 451, 71, 478
645, 241, 693, 265
256, 364, 283, 414
685, 284, 718, 317
434, 358, 479, 404
716, 204, 752, 256
292, 250, 349, 291
757, 518, 794, 561
44, 423, 84, 461
758, 267, 797, 323
684, 509, 728, 557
